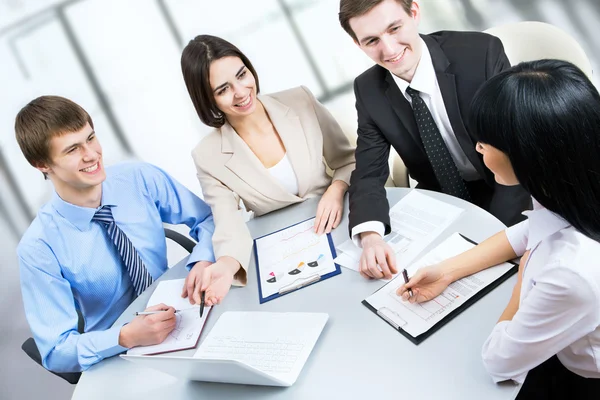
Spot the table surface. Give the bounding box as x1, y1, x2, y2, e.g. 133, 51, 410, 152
73, 188, 520, 400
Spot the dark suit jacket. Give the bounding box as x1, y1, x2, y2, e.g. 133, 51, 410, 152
348, 31, 530, 234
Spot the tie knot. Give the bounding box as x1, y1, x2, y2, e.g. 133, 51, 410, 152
92, 205, 114, 224
406, 86, 419, 98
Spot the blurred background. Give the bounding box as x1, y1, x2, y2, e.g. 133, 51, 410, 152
1, 0, 598, 398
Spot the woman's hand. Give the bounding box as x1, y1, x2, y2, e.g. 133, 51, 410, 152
314, 180, 348, 235
182, 257, 241, 306
396, 263, 453, 303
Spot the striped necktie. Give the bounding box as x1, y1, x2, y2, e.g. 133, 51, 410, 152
92, 206, 153, 296
406, 86, 471, 201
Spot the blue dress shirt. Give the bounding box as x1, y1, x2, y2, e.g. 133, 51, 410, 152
18, 162, 215, 372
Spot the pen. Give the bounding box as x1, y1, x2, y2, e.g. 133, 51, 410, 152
401, 268, 413, 298
134, 307, 197, 316
135, 309, 179, 316
199, 291, 206, 318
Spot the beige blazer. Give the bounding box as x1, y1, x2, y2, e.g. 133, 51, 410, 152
191, 86, 356, 284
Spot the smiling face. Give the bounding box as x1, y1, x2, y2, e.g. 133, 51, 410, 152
476, 142, 519, 186
38, 122, 106, 206
209, 56, 258, 122
349, 0, 422, 82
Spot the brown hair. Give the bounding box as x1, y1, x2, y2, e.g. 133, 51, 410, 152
339, 0, 413, 42
181, 35, 260, 128
15, 96, 94, 171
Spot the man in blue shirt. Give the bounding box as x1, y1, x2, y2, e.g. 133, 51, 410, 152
14, 96, 236, 372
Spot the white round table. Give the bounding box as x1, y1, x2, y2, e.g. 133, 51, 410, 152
72, 188, 520, 400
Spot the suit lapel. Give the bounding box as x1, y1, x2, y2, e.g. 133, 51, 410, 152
424, 35, 487, 178
222, 120, 299, 203
384, 73, 422, 146
261, 95, 311, 198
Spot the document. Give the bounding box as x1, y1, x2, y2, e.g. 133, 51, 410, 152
363, 233, 516, 341
127, 279, 211, 355
254, 218, 340, 302
335, 190, 464, 277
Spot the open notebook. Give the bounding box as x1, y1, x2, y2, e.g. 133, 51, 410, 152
363, 233, 517, 344
126, 278, 211, 355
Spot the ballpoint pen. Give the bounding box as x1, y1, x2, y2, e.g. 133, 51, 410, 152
135, 309, 179, 316
199, 291, 206, 318
134, 307, 196, 316
402, 268, 413, 298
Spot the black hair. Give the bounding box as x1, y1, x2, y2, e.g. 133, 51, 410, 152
470, 59, 600, 240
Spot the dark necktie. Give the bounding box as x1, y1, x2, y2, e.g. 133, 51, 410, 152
406, 86, 471, 201
92, 206, 153, 296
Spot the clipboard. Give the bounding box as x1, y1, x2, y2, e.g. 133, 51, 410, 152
253, 217, 342, 304
362, 234, 518, 345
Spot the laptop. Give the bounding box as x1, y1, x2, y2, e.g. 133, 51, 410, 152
121, 311, 329, 387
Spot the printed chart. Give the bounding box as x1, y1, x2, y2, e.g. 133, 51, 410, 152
255, 218, 337, 299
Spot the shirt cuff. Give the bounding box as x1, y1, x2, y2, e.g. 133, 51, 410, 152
96, 324, 129, 357
186, 244, 217, 270
351, 221, 386, 248
504, 220, 529, 257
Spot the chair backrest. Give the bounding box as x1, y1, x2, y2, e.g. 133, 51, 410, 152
325, 94, 408, 187
484, 21, 593, 78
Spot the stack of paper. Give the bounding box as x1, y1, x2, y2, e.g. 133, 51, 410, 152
335, 190, 464, 278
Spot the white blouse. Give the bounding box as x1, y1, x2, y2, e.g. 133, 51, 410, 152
267, 153, 299, 196
482, 198, 600, 383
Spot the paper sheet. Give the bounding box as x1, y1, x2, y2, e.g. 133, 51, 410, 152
335, 190, 464, 277
364, 233, 515, 337
255, 218, 337, 299
126, 278, 211, 355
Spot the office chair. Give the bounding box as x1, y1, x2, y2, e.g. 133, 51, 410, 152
484, 21, 593, 78
20, 227, 197, 384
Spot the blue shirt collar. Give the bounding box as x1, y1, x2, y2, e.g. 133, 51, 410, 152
522, 198, 571, 250
50, 182, 119, 231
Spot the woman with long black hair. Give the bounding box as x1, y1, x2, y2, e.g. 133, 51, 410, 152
397, 59, 600, 398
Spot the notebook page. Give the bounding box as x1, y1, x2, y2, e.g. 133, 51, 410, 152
127, 278, 211, 355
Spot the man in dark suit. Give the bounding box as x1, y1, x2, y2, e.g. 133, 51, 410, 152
338, 0, 531, 279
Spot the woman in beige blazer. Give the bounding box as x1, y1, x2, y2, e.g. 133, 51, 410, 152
180, 35, 356, 306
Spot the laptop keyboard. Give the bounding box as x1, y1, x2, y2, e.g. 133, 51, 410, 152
201, 336, 305, 373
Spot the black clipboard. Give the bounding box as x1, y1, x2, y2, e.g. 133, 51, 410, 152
362, 234, 518, 345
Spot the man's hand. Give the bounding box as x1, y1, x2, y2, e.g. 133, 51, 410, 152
314, 180, 347, 235
182, 257, 240, 306
119, 303, 177, 348
359, 231, 398, 279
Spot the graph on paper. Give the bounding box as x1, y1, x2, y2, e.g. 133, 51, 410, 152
255, 218, 338, 299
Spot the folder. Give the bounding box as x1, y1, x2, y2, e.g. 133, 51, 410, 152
254, 217, 341, 303
362, 233, 518, 344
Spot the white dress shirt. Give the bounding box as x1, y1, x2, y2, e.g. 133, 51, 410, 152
352, 38, 479, 246
482, 198, 600, 383
268, 153, 299, 196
